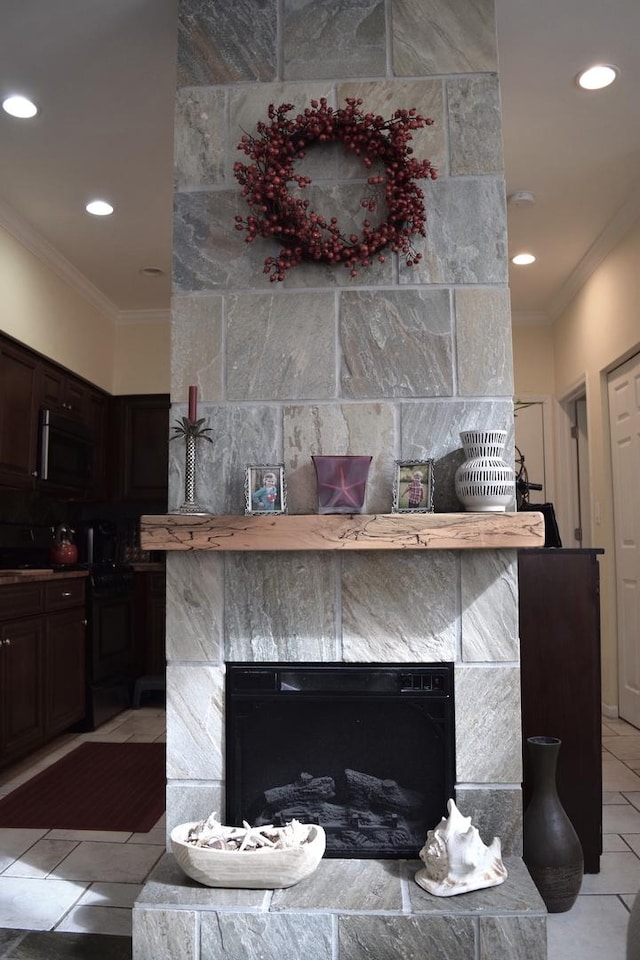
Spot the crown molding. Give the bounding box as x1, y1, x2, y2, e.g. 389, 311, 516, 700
0, 198, 120, 325
117, 308, 171, 325
548, 184, 640, 322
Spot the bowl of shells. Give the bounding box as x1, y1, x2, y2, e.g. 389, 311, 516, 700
170, 813, 326, 889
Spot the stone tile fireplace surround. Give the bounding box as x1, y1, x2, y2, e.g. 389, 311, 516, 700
133, 1, 548, 957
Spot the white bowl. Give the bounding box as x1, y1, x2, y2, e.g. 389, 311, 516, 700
170, 821, 326, 889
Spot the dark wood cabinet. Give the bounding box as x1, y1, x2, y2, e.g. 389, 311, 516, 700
45, 608, 86, 738
85, 388, 109, 500
0, 576, 86, 768
133, 569, 166, 679
0, 614, 44, 760
111, 395, 169, 502
0, 332, 111, 499
519, 548, 603, 873
0, 340, 40, 488
41, 365, 88, 419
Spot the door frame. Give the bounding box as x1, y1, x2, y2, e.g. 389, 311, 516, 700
557, 379, 589, 551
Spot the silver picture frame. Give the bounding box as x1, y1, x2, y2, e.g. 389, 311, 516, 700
244, 463, 287, 515
392, 459, 435, 513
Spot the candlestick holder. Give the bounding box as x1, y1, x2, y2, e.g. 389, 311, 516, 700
170, 416, 213, 514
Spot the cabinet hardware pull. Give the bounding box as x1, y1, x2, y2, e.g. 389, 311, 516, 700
4, 639, 11, 646
61, 591, 72, 597
82, 619, 87, 626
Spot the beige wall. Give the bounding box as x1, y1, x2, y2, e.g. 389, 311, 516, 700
113, 320, 170, 395
512, 323, 556, 397
552, 218, 640, 712
0, 225, 115, 391
0, 224, 170, 395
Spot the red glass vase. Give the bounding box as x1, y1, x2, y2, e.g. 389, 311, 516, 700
312, 455, 372, 514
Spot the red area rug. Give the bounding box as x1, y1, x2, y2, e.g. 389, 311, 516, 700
0, 741, 165, 832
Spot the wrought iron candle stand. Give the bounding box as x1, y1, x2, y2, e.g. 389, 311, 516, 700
171, 416, 212, 514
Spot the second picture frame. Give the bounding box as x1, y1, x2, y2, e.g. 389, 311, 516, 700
392, 459, 435, 513
244, 464, 287, 515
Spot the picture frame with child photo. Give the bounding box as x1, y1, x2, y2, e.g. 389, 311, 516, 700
244, 464, 287, 515
392, 459, 435, 513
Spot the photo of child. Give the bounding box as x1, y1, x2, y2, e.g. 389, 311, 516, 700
252, 471, 279, 511
245, 464, 287, 515
393, 460, 434, 513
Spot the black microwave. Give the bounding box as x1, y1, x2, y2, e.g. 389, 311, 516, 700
39, 408, 93, 489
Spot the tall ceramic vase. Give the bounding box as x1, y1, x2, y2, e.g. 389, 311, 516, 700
523, 736, 583, 913
454, 430, 515, 512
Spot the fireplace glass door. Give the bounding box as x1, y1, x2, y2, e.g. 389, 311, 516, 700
225, 662, 455, 859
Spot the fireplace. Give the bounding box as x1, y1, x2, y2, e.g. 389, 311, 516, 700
225, 662, 455, 859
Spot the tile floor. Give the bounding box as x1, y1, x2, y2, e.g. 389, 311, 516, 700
1, 709, 639, 958
0, 705, 165, 959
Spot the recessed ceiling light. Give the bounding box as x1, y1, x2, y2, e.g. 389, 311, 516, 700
577, 64, 619, 90
2, 95, 38, 118
139, 267, 165, 278
85, 200, 114, 216
512, 253, 536, 266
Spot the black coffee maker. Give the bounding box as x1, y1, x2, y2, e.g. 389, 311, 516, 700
82, 520, 118, 566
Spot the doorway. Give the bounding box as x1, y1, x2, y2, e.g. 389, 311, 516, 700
608, 353, 640, 727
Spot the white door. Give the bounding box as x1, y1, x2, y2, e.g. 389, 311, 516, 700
608, 354, 640, 726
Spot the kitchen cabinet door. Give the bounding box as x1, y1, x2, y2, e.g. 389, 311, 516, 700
0, 340, 39, 488
45, 609, 86, 737
0, 616, 44, 760
112, 395, 169, 502
41, 364, 89, 420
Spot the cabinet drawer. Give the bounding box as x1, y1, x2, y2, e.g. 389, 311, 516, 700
0, 583, 44, 619
44, 578, 85, 611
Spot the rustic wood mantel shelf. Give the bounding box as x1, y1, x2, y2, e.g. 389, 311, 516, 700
139, 512, 544, 552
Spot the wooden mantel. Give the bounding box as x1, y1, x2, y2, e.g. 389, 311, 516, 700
139, 512, 545, 552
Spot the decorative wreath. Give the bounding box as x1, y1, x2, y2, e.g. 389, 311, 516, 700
233, 97, 437, 281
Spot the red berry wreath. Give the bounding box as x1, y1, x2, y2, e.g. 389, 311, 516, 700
233, 97, 437, 281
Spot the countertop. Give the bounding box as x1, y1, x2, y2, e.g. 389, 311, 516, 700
0, 569, 89, 586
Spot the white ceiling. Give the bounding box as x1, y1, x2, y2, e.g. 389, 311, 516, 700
0, 0, 638, 323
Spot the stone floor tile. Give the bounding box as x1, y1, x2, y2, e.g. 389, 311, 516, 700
0, 876, 87, 930
77, 882, 144, 909
602, 718, 640, 736
127, 827, 166, 845
47, 829, 132, 843
604, 791, 627, 804
55, 904, 132, 936
603, 758, 640, 792
7, 931, 132, 959
604, 834, 631, 852
603, 737, 640, 762
1, 838, 78, 878
0, 828, 48, 872
50, 842, 163, 884
547, 894, 629, 960
603, 804, 640, 834
579, 852, 640, 896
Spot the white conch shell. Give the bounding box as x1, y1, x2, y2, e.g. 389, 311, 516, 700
414, 798, 508, 897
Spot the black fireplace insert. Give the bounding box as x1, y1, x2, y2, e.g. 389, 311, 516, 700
225, 662, 455, 859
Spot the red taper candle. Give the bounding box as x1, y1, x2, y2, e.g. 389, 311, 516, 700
188, 385, 197, 422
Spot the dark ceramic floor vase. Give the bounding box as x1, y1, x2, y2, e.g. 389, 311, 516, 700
523, 735, 584, 913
